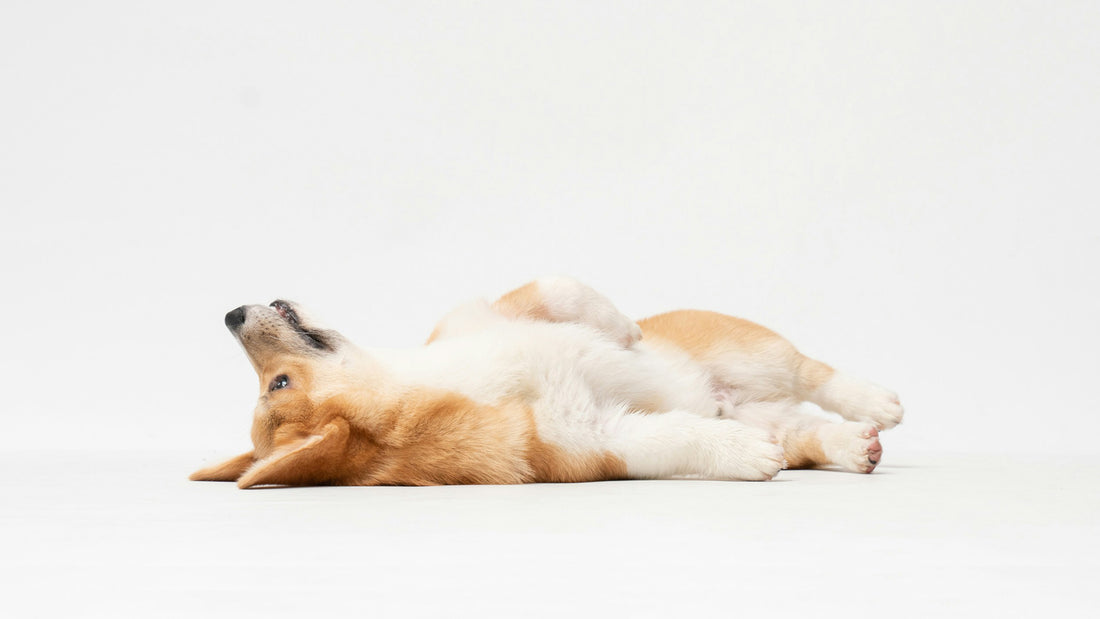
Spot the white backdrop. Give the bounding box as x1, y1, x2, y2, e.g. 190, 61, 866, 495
2, 1, 1097, 456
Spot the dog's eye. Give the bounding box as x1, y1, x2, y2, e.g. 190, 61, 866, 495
269, 375, 289, 391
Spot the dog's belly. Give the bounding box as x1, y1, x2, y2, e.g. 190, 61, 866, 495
386, 322, 720, 441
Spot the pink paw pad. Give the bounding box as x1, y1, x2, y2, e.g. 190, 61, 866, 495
864, 438, 883, 472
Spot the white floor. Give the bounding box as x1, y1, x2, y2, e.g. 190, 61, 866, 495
3, 450, 1097, 618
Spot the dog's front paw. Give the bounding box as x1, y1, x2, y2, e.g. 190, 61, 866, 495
740, 441, 786, 481
721, 427, 785, 481
572, 305, 641, 348
538, 276, 642, 348
616, 319, 644, 348
821, 422, 883, 473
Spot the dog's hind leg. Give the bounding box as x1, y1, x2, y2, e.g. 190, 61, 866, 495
639, 310, 904, 430
796, 357, 904, 430
725, 401, 884, 473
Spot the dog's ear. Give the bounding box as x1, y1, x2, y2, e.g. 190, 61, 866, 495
237, 417, 351, 489
190, 451, 255, 481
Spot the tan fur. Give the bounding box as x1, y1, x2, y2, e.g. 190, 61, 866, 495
777, 422, 830, 469
638, 310, 786, 356
238, 418, 352, 488
195, 372, 626, 487
492, 281, 553, 322
189, 451, 255, 481
795, 356, 836, 396
526, 434, 628, 483
639, 309, 836, 400
362, 391, 625, 485
355, 391, 537, 486
425, 325, 444, 345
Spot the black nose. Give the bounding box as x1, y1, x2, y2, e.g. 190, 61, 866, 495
225, 306, 247, 330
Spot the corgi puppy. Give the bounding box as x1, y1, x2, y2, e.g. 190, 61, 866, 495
191, 277, 903, 487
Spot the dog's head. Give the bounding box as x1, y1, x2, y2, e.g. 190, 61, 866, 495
191, 301, 376, 488
193, 300, 540, 488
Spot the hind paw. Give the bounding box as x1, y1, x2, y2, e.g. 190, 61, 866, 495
814, 372, 904, 430
821, 422, 883, 473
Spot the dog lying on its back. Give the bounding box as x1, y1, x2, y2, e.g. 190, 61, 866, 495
191, 276, 903, 487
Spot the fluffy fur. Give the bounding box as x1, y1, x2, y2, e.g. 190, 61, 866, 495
192, 276, 903, 488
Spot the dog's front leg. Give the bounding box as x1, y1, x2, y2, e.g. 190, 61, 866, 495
492, 276, 642, 347
604, 411, 785, 481
427, 276, 642, 346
